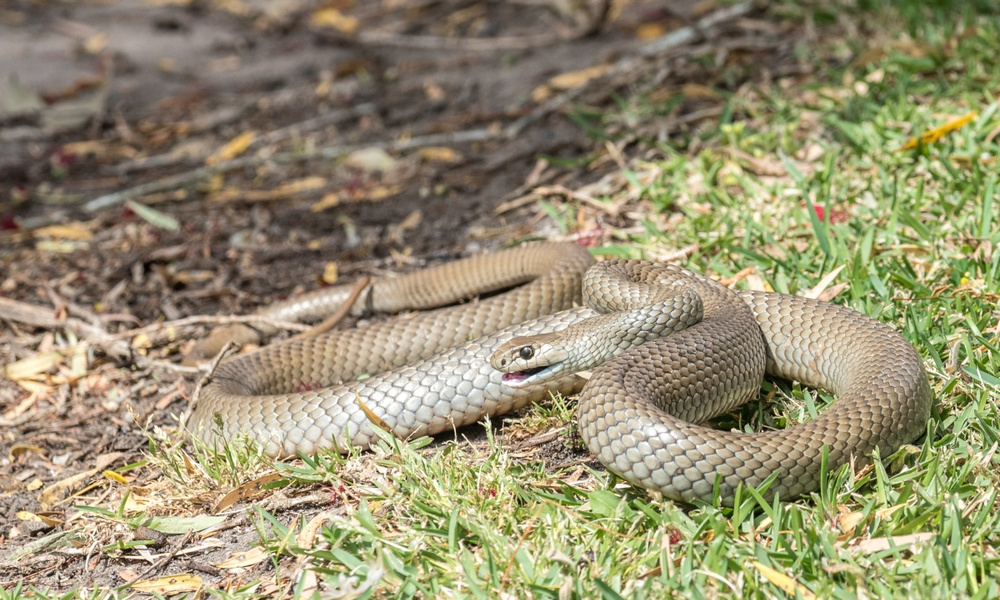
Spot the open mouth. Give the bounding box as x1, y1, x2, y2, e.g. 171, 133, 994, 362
501, 366, 549, 385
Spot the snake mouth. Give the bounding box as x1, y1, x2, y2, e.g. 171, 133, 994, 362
502, 365, 552, 387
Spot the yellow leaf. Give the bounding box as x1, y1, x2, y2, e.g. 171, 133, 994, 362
310, 8, 358, 34
752, 562, 816, 599
103, 470, 128, 484
356, 394, 393, 434
206, 130, 256, 164
899, 110, 977, 151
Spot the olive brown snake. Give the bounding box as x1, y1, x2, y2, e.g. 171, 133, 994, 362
191, 242, 931, 503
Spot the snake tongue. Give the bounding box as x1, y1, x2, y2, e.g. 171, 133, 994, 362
502, 366, 549, 386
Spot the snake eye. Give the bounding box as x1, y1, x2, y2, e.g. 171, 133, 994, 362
519, 347, 533, 360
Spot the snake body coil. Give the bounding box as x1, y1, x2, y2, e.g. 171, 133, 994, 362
192, 243, 931, 503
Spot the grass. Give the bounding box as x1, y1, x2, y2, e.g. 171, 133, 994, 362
7, 1, 1000, 598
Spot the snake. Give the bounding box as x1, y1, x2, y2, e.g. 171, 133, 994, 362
191, 242, 931, 504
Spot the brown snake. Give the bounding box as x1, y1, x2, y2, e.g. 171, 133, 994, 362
191, 242, 931, 503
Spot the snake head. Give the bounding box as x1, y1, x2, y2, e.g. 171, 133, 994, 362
490, 332, 568, 388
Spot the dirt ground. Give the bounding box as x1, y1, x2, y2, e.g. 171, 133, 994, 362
0, 0, 813, 590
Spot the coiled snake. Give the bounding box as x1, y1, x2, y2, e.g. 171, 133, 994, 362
191, 243, 931, 503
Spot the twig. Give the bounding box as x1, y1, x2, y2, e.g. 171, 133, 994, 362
350, 0, 610, 51
288, 277, 371, 342
110, 104, 378, 176
0, 297, 108, 341
504, 0, 755, 138
99, 314, 312, 342
356, 30, 573, 51
638, 1, 755, 57
0, 298, 311, 351
532, 184, 623, 218
189, 340, 240, 416
128, 531, 195, 584
83, 128, 498, 213
80, 1, 754, 215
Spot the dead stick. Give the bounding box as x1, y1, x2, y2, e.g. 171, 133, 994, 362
83, 128, 498, 213
288, 277, 371, 342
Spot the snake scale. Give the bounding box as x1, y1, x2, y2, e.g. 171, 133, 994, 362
191, 242, 931, 503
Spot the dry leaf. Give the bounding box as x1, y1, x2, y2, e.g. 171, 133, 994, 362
847, 532, 935, 553
39, 468, 99, 509
680, 83, 721, 99
211, 473, 283, 513
4, 350, 68, 380
423, 79, 445, 101
356, 394, 393, 434
130, 574, 203, 594
398, 210, 422, 231
344, 147, 397, 174
363, 185, 402, 201
34, 223, 94, 241
804, 265, 846, 299
417, 147, 461, 163
35, 240, 85, 253
636, 23, 667, 40
322, 262, 339, 285
817, 282, 848, 302
216, 547, 270, 569
17, 511, 63, 527
837, 510, 866, 537
311, 192, 341, 212
310, 8, 358, 34
206, 130, 256, 164
899, 111, 977, 151
9, 444, 45, 461
548, 65, 611, 90
532, 64, 611, 102
275, 176, 327, 195
83, 32, 108, 54
751, 561, 816, 599
297, 511, 336, 549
